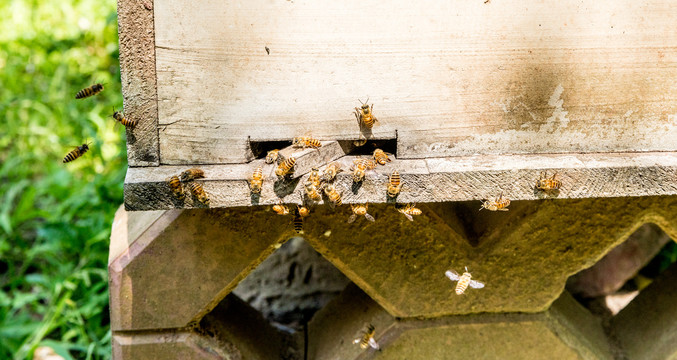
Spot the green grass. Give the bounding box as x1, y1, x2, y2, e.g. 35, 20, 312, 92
0, 0, 123, 358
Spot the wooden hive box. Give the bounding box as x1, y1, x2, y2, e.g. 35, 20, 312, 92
119, 0, 677, 211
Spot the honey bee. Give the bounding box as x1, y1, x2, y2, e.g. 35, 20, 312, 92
354, 98, 378, 129
536, 171, 562, 191
189, 182, 210, 206
180, 168, 205, 182
348, 203, 375, 223
308, 167, 322, 189
275, 156, 296, 177
75, 83, 104, 99
62, 143, 90, 163
445, 267, 485, 295
304, 181, 323, 202
111, 109, 137, 128
396, 203, 421, 221
323, 184, 342, 207
272, 202, 290, 215
353, 324, 379, 350
249, 166, 264, 194
479, 192, 510, 211
265, 149, 280, 164
292, 136, 322, 149
373, 149, 392, 165
167, 175, 184, 200
321, 162, 342, 182
297, 204, 311, 217
292, 210, 304, 234
387, 170, 402, 197
351, 158, 376, 183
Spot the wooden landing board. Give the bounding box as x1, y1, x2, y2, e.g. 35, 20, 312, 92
124, 152, 677, 210
150, 0, 677, 164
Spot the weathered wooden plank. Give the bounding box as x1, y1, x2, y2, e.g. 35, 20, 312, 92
118, 0, 159, 166
124, 152, 677, 210
151, 0, 677, 164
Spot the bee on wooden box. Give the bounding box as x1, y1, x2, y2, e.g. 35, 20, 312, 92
292, 136, 321, 149
167, 175, 184, 200
308, 167, 322, 189
249, 166, 264, 194
348, 203, 375, 223
180, 168, 205, 182
62, 142, 90, 163
396, 203, 421, 221
323, 184, 342, 208
273, 202, 290, 215
275, 156, 296, 177
111, 109, 137, 128
536, 171, 562, 191
387, 170, 401, 197
321, 162, 342, 182
353, 324, 379, 350
445, 267, 485, 295
351, 158, 376, 183
303, 181, 323, 202
480, 192, 510, 211
266, 149, 281, 164
189, 182, 210, 206
75, 83, 104, 99
354, 98, 378, 129
373, 149, 392, 165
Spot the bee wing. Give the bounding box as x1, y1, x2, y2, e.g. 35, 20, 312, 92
348, 214, 357, 223
353, 337, 361, 345
364, 213, 375, 222
469, 280, 485, 289
368, 337, 380, 350
402, 212, 414, 221
445, 270, 460, 281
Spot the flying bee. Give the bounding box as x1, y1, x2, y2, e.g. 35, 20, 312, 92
373, 149, 392, 165
322, 162, 342, 182
292, 136, 322, 149
354, 98, 378, 129
275, 156, 296, 177
536, 171, 562, 191
297, 204, 311, 217
348, 203, 375, 223
479, 192, 510, 211
303, 181, 323, 202
272, 202, 290, 215
323, 184, 342, 207
249, 166, 264, 194
351, 158, 376, 183
353, 324, 379, 350
292, 209, 304, 234
387, 170, 402, 197
75, 83, 104, 99
308, 167, 322, 189
189, 182, 210, 206
62, 142, 90, 163
396, 203, 421, 221
266, 149, 281, 164
445, 267, 485, 295
111, 109, 137, 128
180, 168, 205, 182
167, 175, 184, 200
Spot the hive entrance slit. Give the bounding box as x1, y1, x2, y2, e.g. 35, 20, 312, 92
338, 138, 398, 157
249, 140, 293, 160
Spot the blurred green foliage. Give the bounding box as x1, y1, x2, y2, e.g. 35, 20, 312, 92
0, 0, 123, 358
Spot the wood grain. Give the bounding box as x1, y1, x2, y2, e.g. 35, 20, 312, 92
151, 0, 677, 164
124, 152, 677, 210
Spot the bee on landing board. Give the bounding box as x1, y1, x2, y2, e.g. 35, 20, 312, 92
189, 182, 210, 206
354, 98, 378, 129
353, 324, 379, 350
180, 168, 205, 182
387, 170, 402, 197
323, 184, 342, 208
396, 203, 421, 221
272, 202, 290, 215
62, 143, 90, 163
75, 83, 104, 99
111, 109, 137, 128
373, 149, 392, 165
249, 166, 264, 194
321, 162, 342, 182
308, 167, 322, 189
536, 171, 562, 191
348, 203, 375, 223
351, 158, 376, 183
445, 267, 485, 295
167, 175, 184, 200
266, 149, 281, 164
303, 181, 323, 202
275, 156, 296, 177
292, 136, 321, 149
480, 192, 510, 211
